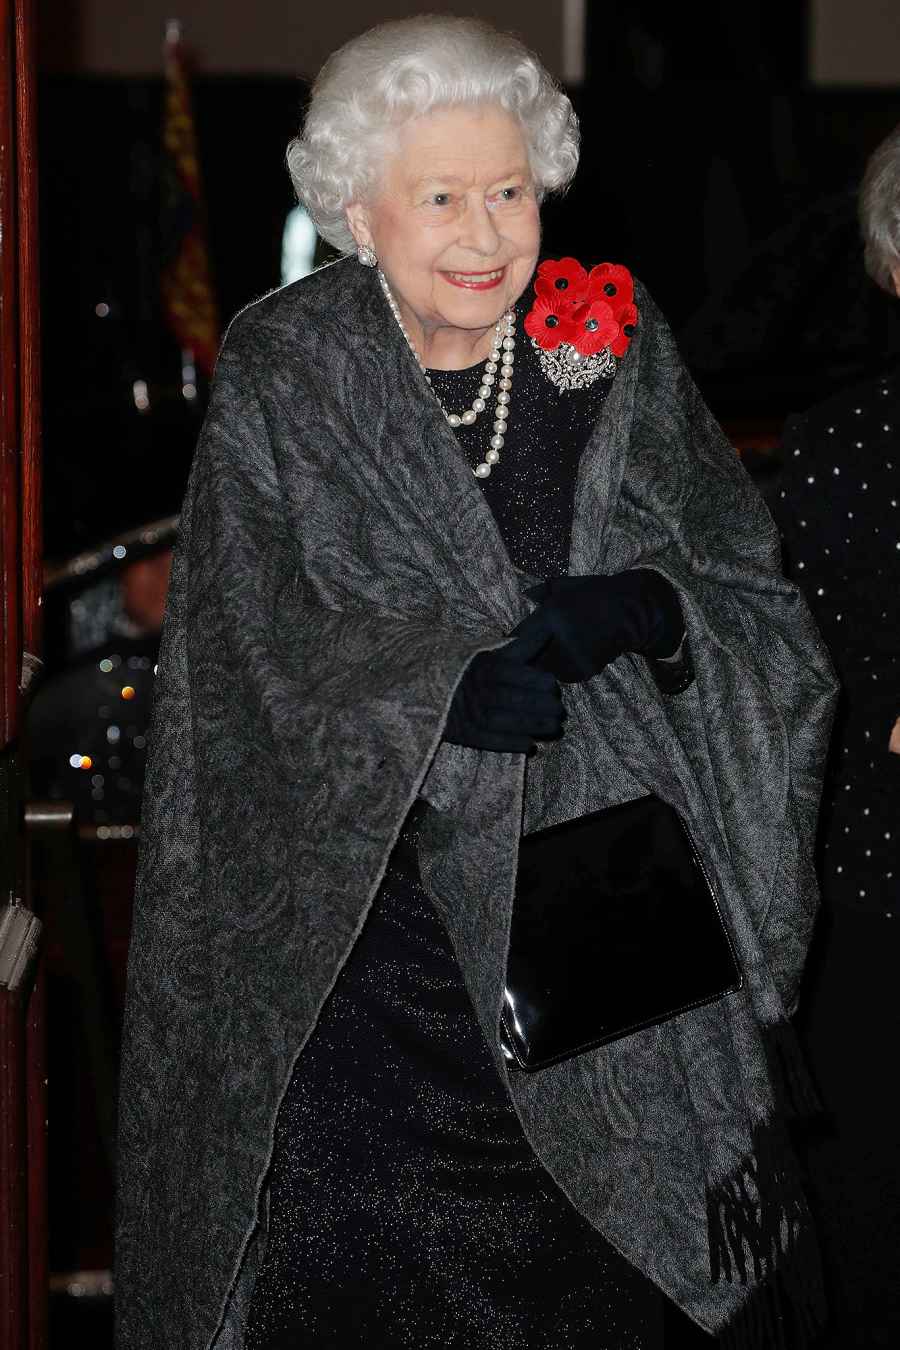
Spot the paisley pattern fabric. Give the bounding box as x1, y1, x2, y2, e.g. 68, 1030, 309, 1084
115, 257, 838, 1350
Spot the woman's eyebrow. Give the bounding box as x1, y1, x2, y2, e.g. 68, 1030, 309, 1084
412, 165, 530, 191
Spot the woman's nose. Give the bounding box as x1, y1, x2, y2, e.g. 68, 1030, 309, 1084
458, 199, 501, 256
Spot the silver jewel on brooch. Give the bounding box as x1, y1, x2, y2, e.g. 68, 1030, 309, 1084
357, 243, 378, 267
531, 338, 617, 393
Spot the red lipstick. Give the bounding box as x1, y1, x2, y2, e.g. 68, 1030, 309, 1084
441, 267, 506, 291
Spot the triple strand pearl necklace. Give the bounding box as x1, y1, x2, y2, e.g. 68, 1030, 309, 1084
378, 271, 516, 479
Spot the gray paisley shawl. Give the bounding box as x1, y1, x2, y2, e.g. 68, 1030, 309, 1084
115, 258, 837, 1349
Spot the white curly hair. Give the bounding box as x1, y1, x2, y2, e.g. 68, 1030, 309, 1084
860, 121, 900, 294
287, 15, 580, 255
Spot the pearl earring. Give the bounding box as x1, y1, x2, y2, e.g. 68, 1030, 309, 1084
357, 244, 377, 268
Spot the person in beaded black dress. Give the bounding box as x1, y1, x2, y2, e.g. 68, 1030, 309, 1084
243, 295, 668, 1348
769, 122, 900, 1350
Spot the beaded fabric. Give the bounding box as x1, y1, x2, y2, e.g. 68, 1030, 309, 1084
775, 370, 900, 917
770, 369, 900, 1350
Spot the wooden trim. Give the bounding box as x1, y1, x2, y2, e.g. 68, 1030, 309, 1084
18, 0, 46, 1329
15, 0, 41, 666
0, 0, 21, 747
1, 2, 45, 1345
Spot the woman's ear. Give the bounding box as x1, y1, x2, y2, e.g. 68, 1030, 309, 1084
345, 203, 372, 252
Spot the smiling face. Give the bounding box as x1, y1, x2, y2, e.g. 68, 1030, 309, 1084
346, 104, 541, 369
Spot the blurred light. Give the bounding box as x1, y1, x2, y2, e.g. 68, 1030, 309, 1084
562, 0, 587, 85
95, 302, 110, 318
281, 205, 317, 285
107, 725, 121, 744
99, 658, 113, 673
113, 544, 127, 560
69, 753, 83, 768
132, 380, 150, 412
97, 824, 134, 842
121, 685, 136, 701
181, 350, 197, 402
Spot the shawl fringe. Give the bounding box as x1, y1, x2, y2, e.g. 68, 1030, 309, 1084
707, 1120, 827, 1349
763, 1020, 822, 1123
717, 1261, 827, 1350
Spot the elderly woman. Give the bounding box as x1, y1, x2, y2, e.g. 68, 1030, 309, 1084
116, 17, 837, 1350
771, 123, 900, 1347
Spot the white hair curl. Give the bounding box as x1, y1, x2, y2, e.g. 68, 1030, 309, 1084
860, 122, 900, 293
287, 15, 580, 254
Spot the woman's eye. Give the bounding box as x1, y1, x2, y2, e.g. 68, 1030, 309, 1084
430, 193, 451, 207
487, 186, 524, 209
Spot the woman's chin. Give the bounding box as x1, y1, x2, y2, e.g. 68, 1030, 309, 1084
435, 284, 518, 332
445, 302, 508, 333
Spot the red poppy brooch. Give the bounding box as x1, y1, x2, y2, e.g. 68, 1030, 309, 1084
524, 258, 638, 392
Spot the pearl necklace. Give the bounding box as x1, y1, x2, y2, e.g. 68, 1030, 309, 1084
378, 271, 516, 478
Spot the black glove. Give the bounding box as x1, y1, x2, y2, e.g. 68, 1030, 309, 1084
519, 569, 685, 684
444, 626, 565, 753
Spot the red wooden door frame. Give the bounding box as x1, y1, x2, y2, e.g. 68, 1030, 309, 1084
1, 0, 47, 1346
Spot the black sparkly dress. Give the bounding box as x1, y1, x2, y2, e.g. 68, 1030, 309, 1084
243, 315, 664, 1349
772, 373, 900, 1349
775, 372, 900, 918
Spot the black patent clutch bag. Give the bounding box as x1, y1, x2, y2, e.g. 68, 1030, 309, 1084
500, 794, 742, 1071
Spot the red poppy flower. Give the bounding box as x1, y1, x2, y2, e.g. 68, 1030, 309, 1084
587, 262, 634, 312
570, 299, 618, 356
524, 291, 577, 350
534, 256, 589, 308
610, 302, 638, 357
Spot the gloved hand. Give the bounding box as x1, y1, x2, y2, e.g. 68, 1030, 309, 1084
444, 626, 565, 753
517, 569, 685, 684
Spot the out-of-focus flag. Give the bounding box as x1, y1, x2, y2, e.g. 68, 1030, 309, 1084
160, 20, 219, 379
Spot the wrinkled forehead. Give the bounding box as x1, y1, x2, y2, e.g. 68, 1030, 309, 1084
381, 104, 532, 193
